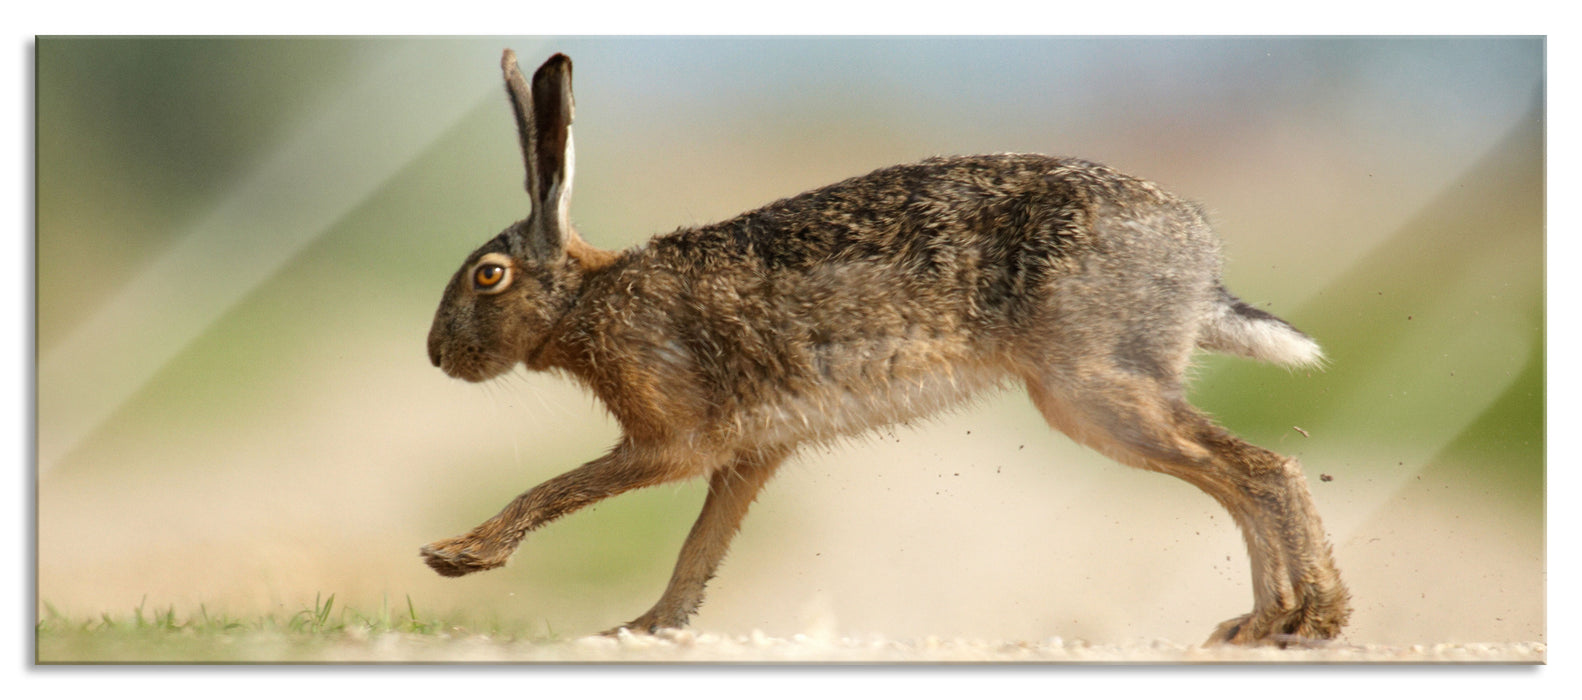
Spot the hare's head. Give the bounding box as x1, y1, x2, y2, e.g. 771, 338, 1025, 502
428, 51, 589, 382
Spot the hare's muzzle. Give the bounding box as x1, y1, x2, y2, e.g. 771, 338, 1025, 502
426, 326, 444, 369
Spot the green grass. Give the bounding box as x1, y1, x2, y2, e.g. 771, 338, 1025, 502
34, 594, 552, 663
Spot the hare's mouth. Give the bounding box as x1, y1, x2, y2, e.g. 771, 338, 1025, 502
434, 347, 515, 383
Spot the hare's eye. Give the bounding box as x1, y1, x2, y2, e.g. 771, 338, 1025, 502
475, 265, 505, 287
471, 256, 513, 293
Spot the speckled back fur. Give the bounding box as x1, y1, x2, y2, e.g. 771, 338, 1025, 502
421, 51, 1349, 647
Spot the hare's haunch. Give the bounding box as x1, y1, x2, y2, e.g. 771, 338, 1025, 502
421, 50, 1350, 647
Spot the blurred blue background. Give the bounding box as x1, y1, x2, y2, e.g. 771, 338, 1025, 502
36, 37, 1543, 646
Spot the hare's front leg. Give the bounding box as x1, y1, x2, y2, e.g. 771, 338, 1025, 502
420, 441, 685, 577
606, 449, 787, 635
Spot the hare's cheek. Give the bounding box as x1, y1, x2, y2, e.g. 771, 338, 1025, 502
508, 309, 553, 347
506, 281, 552, 331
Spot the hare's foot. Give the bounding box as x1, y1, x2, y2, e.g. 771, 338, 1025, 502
419, 534, 513, 577
1205, 596, 1349, 647
1208, 553, 1351, 647
599, 609, 690, 637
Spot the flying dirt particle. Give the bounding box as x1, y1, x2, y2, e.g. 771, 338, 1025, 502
1320, 474, 1333, 482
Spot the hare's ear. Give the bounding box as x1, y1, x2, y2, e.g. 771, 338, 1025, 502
501, 50, 575, 259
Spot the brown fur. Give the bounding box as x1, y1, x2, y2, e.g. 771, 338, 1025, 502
421, 50, 1350, 646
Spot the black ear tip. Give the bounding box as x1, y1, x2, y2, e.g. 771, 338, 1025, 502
536, 53, 572, 80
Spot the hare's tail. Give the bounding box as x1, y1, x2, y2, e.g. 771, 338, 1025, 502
1198, 285, 1324, 369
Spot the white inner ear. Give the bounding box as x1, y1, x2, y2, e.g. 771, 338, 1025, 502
555, 130, 574, 233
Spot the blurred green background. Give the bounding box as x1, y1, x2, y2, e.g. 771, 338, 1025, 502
36, 37, 1543, 647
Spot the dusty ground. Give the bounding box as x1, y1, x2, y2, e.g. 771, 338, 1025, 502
300, 629, 1544, 664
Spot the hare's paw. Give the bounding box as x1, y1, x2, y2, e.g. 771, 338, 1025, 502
599, 611, 689, 638
1206, 612, 1264, 646
419, 535, 511, 577
1205, 603, 1346, 647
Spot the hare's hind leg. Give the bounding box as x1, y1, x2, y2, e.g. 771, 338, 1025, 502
608, 449, 787, 635
421, 441, 688, 577
1025, 373, 1349, 646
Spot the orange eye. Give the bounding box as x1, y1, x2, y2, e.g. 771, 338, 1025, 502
472, 262, 510, 292
475, 265, 504, 286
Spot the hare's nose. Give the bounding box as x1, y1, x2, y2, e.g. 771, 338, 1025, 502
427, 330, 444, 368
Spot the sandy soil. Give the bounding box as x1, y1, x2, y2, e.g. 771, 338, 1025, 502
302, 628, 1544, 664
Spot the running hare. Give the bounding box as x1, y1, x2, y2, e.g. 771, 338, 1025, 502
422, 50, 1350, 646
